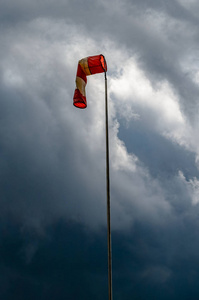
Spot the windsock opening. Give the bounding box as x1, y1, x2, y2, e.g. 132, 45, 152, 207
73, 88, 87, 109
100, 54, 107, 72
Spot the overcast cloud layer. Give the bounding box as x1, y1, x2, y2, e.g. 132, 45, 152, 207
1, 0, 199, 299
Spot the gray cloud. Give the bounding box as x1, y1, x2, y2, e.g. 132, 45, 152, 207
1, 0, 199, 299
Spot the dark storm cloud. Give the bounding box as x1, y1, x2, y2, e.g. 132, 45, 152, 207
2, 217, 199, 300
0, 221, 108, 299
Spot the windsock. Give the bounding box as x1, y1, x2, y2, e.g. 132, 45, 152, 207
73, 54, 107, 108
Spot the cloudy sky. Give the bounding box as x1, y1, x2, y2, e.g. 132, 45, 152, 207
1, 0, 199, 299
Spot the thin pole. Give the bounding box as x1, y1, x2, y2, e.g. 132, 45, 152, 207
105, 72, 113, 300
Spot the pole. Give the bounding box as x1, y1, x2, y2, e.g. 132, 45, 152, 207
105, 72, 113, 300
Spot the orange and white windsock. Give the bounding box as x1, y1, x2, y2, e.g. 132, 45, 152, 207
73, 54, 107, 108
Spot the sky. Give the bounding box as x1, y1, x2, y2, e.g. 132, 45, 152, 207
1, 0, 199, 299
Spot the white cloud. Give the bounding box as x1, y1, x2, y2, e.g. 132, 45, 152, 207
109, 55, 189, 143
2, 9, 199, 235
178, 170, 199, 205
177, 0, 198, 10
0, 17, 175, 232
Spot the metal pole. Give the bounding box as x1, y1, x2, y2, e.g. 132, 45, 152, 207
105, 72, 113, 300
